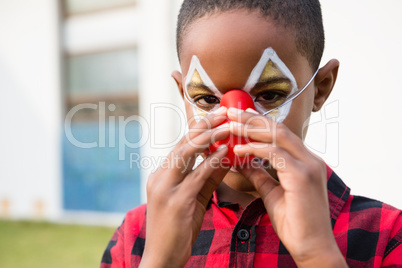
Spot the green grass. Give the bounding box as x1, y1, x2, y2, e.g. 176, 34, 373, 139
0, 220, 116, 268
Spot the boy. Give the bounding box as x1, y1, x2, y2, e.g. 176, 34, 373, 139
101, 0, 402, 267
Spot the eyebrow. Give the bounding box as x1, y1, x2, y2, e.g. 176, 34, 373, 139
186, 82, 215, 97
250, 77, 292, 95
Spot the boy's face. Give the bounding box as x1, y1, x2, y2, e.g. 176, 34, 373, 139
175, 10, 317, 140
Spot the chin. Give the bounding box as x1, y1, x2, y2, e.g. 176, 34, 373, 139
223, 170, 256, 192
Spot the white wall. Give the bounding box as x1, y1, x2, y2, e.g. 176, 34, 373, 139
0, 0, 62, 219
137, 0, 183, 202
305, 0, 402, 209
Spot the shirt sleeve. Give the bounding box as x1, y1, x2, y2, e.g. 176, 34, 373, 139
100, 204, 147, 268
381, 212, 402, 267
101, 221, 127, 268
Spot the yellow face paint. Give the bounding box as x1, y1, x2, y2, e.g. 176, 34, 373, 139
258, 60, 289, 81
184, 47, 317, 123
242, 48, 299, 122
187, 71, 214, 99
248, 60, 294, 113
189, 69, 203, 85
186, 70, 220, 112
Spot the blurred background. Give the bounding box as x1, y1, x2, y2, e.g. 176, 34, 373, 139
0, 0, 401, 266
0, 0, 183, 225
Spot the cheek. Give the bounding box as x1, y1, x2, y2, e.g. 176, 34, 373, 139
283, 110, 306, 139
184, 101, 197, 129
282, 87, 315, 140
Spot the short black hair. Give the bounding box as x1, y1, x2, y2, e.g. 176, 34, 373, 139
176, 0, 325, 70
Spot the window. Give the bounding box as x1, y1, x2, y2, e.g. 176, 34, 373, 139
62, 2, 142, 213
67, 49, 138, 96
65, 49, 139, 121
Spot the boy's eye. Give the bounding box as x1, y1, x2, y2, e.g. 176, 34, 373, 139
194, 95, 220, 108
254, 90, 288, 104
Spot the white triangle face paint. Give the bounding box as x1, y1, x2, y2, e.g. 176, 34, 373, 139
183, 47, 318, 123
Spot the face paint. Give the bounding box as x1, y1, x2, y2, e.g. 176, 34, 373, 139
184, 55, 223, 122
243, 48, 296, 121
184, 47, 318, 123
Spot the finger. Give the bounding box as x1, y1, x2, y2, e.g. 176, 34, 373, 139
160, 123, 230, 186
227, 107, 270, 128
245, 108, 259, 114
179, 145, 230, 207
233, 142, 295, 172
197, 162, 231, 208
164, 107, 228, 175
234, 142, 311, 192
227, 107, 276, 144
185, 122, 230, 152
175, 123, 230, 171
228, 110, 306, 160
236, 164, 280, 203
177, 106, 228, 148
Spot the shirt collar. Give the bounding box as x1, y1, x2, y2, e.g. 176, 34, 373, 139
211, 190, 240, 210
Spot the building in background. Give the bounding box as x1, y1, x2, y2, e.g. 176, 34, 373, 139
1, 0, 402, 225
0, 0, 182, 225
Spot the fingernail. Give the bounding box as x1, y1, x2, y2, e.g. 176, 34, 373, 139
229, 121, 242, 129
246, 108, 259, 114
234, 144, 243, 149
213, 106, 227, 115
216, 122, 229, 129
228, 107, 242, 117
217, 144, 227, 151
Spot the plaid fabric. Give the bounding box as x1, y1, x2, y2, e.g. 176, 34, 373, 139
101, 167, 402, 267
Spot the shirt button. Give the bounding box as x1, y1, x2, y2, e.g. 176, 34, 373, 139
237, 229, 250, 241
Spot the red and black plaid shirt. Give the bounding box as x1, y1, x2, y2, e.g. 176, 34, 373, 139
101, 167, 402, 267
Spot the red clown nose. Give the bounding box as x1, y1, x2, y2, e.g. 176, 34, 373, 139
209, 89, 255, 166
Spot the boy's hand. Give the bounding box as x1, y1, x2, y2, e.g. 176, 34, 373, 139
229, 108, 347, 268
140, 107, 230, 268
